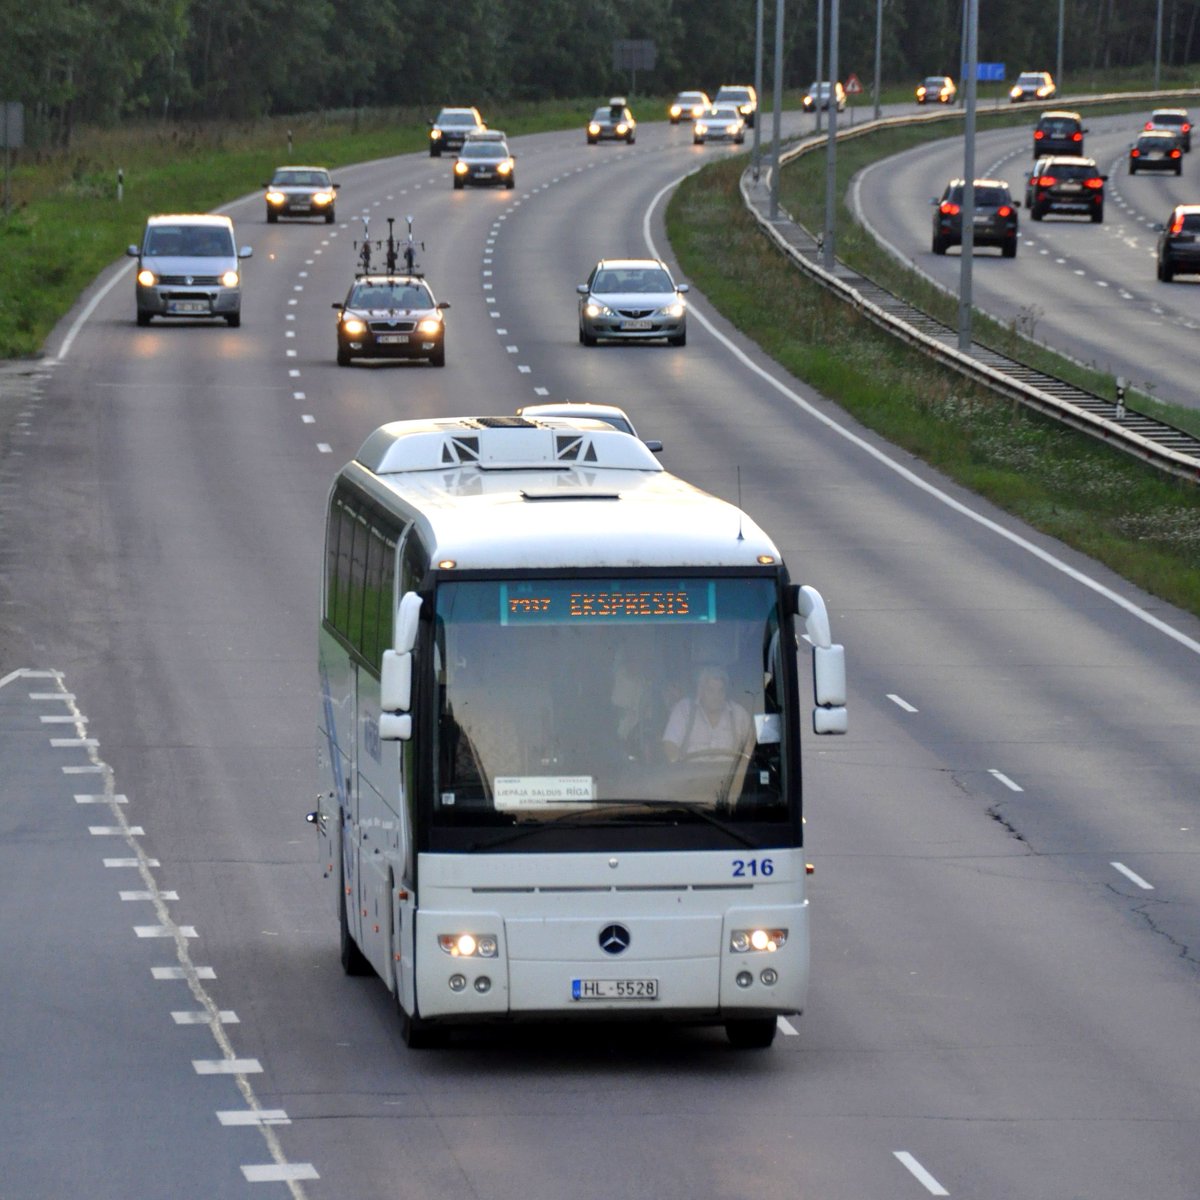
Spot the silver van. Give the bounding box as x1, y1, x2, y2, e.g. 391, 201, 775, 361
126, 214, 252, 327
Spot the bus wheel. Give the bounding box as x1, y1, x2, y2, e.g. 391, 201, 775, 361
398, 1001, 446, 1049
338, 865, 372, 976
725, 1017, 777, 1049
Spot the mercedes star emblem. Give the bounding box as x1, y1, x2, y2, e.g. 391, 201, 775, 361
599, 924, 631, 955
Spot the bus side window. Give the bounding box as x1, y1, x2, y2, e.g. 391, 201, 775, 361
346, 512, 369, 649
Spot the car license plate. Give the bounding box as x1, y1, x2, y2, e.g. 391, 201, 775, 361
1061, 183, 1082, 193
377, 334, 409, 344
572, 978, 659, 1001
167, 301, 210, 314
620, 320, 653, 330
476, 170, 493, 179
292, 203, 311, 211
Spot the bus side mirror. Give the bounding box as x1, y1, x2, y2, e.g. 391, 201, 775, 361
791, 584, 848, 735
380, 649, 412, 713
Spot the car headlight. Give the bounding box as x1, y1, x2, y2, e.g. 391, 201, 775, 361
438, 933, 498, 958
1010, 86, 1022, 98
616, 123, 628, 135
498, 160, 512, 174
430, 129, 442, 140
454, 161, 468, 174
695, 123, 708, 135
312, 191, 333, 205
417, 317, 442, 335
670, 105, 682, 118
265, 190, 286, 205
136, 268, 157, 287
220, 270, 240, 288
726, 124, 739, 135
730, 928, 788, 953
588, 123, 600, 135
584, 302, 612, 318
659, 302, 685, 318
341, 317, 367, 336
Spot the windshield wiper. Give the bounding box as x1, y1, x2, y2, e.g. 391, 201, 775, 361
632, 801, 759, 849
467, 805, 644, 851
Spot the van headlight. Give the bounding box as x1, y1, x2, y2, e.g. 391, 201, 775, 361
220, 270, 240, 288
137, 269, 157, 287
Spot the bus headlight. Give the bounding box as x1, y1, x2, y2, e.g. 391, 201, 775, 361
439, 933, 498, 958
730, 928, 787, 953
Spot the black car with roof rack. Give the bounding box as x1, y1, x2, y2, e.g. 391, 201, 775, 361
1026, 156, 1107, 223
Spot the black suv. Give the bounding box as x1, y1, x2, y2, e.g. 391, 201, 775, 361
1033, 110, 1085, 156
931, 179, 1020, 258
1026, 156, 1107, 223
1156, 205, 1200, 281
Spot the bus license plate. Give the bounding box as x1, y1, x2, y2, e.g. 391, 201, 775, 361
377, 334, 409, 344
620, 320, 653, 330
572, 978, 658, 1000
168, 301, 210, 314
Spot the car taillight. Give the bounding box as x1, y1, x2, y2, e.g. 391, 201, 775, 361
1172, 148, 1182, 158
940, 201, 960, 215
1144, 120, 1153, 130
1034, 130, 1044, 140
1131, 148, 1141, 157
1183, 122, 1192, 132
1037, 175, 1057, 187
1084, 177, 1104, 190
1170, 215, 1185, 234
997, 206, 1013, 218
1072, 131, 1082, 142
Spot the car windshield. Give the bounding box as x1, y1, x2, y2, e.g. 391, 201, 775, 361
349, 282, 432, 308
924, 77, 946, 87
1180, 214, 1200, 233
1048, 164, 1095, 180
430, 575, 791, 849
440, 112, 478, 126
460, 143, 506, 160
592, 267, 673, 294
717, 89, 750, 102
272, 170, 329, 186
591, 107, 614, 121
145, 225, 233, 256
1039, 119, 1076, 134
677, 93, 704, 104
1155, 114, 1186, 126
1018, 74, 1044, 85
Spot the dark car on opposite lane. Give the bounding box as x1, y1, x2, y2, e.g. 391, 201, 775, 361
428, 107, 486, 156
263, 166, 340, 223
452, 135, 516, 189
1129, 131, 1184, 175
1026, 155, 1107, 223
931, 178, 1019, 257
1157, 205, 1200, 281
586, 99, 637, 144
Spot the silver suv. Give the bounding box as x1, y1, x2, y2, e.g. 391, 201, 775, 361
127, 214, 252, 327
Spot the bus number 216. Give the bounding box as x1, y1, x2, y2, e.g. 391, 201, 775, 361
731, 858, 774, 878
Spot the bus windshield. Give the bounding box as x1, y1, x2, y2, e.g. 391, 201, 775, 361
431, 574, 793, 849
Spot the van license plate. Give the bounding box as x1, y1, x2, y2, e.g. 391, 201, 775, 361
168, 301, 209, 314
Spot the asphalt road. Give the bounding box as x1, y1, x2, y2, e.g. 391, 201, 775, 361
2, 108, 1200, 1199
850, 107, 1200, 408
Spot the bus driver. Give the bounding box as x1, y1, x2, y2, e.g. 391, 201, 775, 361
661, 665, 753, 765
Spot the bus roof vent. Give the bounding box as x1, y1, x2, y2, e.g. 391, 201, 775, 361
356, 417, 664, 475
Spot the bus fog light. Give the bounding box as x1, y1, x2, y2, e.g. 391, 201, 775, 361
474, 976, 491, 993
449, 974, 467, 992
760, 968, 778, 986
735, 971, 753, 989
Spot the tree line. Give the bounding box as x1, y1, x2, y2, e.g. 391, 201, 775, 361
4, 0, 1197, 145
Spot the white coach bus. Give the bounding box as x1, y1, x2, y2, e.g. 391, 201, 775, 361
313, 415, 846, 1048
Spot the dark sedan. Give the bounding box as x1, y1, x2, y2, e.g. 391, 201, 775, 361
931, 179, 1019, 257
333, 275, 449, 366
1129, 131, 1183, 175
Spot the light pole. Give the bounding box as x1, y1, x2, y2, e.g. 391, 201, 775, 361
958, 0, 978, 352
770, 0, 785, 219
822, 0, 840, 270
815, 0, 825, 134
873, 0, 883, 122
753, 0, 764, 178
1056, 0, 1065, 94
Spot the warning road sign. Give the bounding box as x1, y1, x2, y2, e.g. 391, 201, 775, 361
844, 73, 863, 95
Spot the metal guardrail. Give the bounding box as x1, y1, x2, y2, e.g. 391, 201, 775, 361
740, 92, 1200, 484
